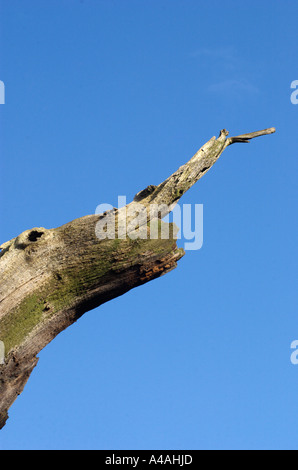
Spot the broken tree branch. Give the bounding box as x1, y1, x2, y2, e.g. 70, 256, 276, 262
0, 127, 275, 429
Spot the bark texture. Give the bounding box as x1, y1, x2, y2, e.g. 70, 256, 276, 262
0, 127, 275, 429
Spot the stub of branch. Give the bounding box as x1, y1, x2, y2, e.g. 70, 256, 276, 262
0, 126, 275, 429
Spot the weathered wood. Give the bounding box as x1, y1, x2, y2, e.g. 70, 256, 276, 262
0, 127, 275, 429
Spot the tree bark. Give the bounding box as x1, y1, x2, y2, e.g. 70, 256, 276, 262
0, 127, 275, 429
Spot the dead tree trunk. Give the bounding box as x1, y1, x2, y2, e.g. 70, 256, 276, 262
0, 127, 275, 429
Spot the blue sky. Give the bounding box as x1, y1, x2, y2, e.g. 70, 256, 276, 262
0, 0, 297, 450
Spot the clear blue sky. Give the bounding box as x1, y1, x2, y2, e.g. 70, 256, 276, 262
0, 0, 297, 450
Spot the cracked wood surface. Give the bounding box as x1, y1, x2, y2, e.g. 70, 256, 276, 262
0, 127, 275, 429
